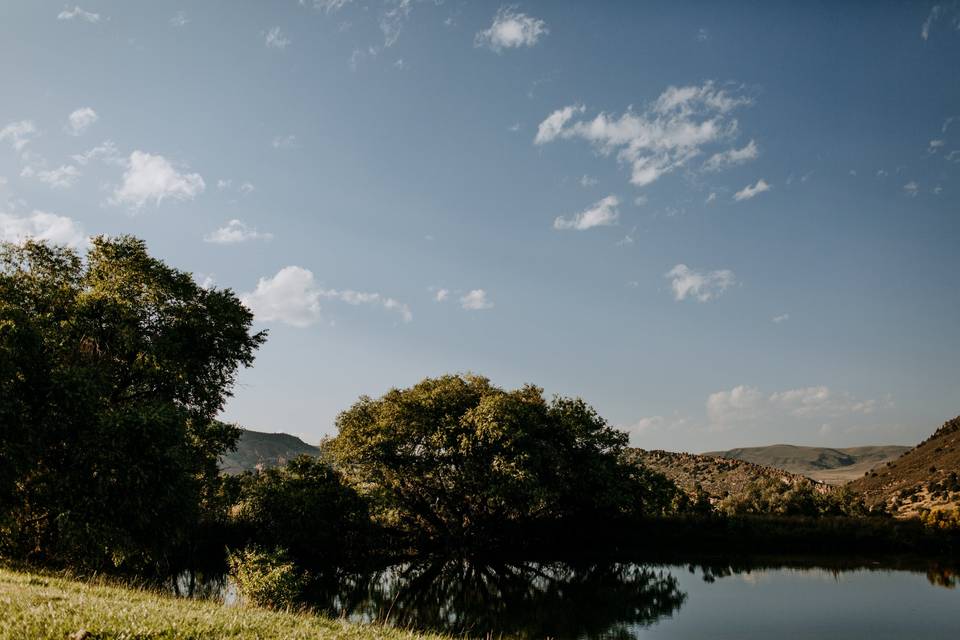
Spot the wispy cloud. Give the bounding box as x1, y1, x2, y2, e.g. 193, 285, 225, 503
204, 219, 272, 244
554, 195, 620, 230
903, 180, 919, 197
666, 264, 735, 302
702, 139, 758, 172
57, 6, 101, 23
72, 140, 121, 166
272, 134, 298, 149
460, 289, 493, 310
265, 26, 291, 49
535, 82, 754, 188
0, 121, 37, 152
707, 384, 890, 430
170, 11, 189, 27
475, 7, 548, 52
772, 313, 790, 324
21, 164, 81, 189
733, 178, 771, 201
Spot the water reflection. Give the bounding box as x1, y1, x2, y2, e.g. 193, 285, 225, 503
312, 561, 685, 639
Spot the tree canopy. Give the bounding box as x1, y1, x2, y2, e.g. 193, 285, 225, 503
330, 374, 676, 550
0, 236, 265, 573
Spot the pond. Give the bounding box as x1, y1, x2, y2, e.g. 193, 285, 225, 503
175, 559, 960, 639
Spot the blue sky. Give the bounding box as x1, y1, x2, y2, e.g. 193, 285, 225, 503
2, 1, 958, 451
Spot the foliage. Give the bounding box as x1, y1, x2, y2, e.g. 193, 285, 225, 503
0, 237, 265, 574
228, 456, 373, 568
716, 477, 876, 518
329, 374, 678, 550
920, 508, 960, 532
228, 546, 307, 610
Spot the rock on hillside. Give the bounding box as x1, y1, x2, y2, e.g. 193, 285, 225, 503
846, 416, 960, 518
628, 449, 831, 502
703, 444, 909, 485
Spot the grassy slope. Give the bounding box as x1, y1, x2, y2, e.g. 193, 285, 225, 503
847, 417, 960, 518
702, 444, 909, 485
627, 449, 830, 501
219, 429, 321, 475
0, 566, 440, 640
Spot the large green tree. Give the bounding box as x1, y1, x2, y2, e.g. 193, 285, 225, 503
330, 374, 676, 550
0, 236, 265, 573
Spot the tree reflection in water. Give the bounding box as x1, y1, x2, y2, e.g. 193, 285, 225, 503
307, 560, 685, 639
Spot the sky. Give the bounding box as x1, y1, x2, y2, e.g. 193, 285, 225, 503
1, 1, 958, 452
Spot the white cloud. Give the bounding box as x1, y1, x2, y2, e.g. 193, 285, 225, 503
303, 0, 354, 12
622, 414, 691, 446
272, 134, 298, 149
733, 178, 771, 201
508, 122, 521, 132
170, 11, 189, 27
57, 6, 101, 23
239, 181, 255, 195
634, 194, 648, 206
705, 192, 717, 204
0, 210, 88, 249
204, 219, 273, 244
265, 26, 291, 49
72, 140, 121, 166
534, 105, 584, 145
772, 313, 790, 324
903, 181, 919, 196
110, 151, 205, 209
434, 288, 449, 302
579, 174, 598, 187
460, 289, 493, 310
928, 139, 945, 153
21, 164, 81, 189
922, 6, 940, 40
217, 179, 232, 190
703, 139, 758, 172
707, 385, 890, 430
241, 266, 413, 326
241, 266, 323, 327
554, 195, 620, 231
535, 82, 753, 188
475, 7, 548, 52
0, 121, 37, 152
665, 264, 735, 302
66, 107, 97, 136
319, 288, 412, 323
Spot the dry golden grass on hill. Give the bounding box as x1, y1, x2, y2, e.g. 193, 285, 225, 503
627, 449, 830, 502
847, 417, 960, 518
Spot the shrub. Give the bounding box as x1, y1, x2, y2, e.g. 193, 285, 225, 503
227, 546, 306, 610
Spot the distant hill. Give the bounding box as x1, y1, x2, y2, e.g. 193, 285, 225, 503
219, 428, 320, 475
627, 449, 829, 502
703, 444, 909, 485
846, 416, 960, 518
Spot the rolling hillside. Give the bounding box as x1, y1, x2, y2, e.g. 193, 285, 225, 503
847, 416, 960, 518
628, 449, 830, 502
219, 428, 320, 474
703, 444, 908, 485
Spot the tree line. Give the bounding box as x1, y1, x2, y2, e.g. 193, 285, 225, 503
0, 237, 923, 594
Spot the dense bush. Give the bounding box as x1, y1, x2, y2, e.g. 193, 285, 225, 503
0, 238, 264, 574
330, 375, 678, 551
228, 456, 374, 568
717, 478, 877, 518
228, 546, 306, 609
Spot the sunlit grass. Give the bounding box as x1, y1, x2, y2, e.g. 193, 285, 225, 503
0, 565, 443, 640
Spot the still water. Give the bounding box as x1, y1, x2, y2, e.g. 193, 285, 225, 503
177, 560, 960, 639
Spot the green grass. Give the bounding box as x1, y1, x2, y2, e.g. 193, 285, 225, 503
0, 566, 443, 640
